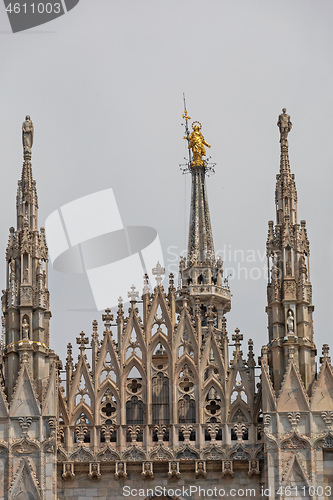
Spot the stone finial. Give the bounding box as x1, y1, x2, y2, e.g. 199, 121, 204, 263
128, 284, 139, 302
248, 339, 255, 365
322, 344, 330, 357
66, 343, 73, 365
92, 319, 98, 336
152, 261, 165, 286
76, 331, 89, 352
277, 108, 292, 146
168, 272, 175, 291
142, 273, 150, 295
321, 344, 330, 363
102, 308, 113, 332
232, 328, 243, 356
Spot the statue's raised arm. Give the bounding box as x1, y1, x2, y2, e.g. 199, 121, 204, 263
22, 115, 34, 153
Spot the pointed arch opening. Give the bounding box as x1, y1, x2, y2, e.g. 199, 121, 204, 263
178, 395, 196, 423
152, 342, 169, 370
126, 396, 144, 425
152, 372, 170, 424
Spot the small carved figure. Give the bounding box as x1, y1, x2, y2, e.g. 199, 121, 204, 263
23, 268, 29, 283
287, 309, 295, 334
168, 460, 180, 478
22, 115, 34, 152
10, 259, 15, 274
22, 318, 29, 338
141, 461, 154, 479
248, 459, 260, 476
222, 459, 234, 477
196, 460, 207, 478
216, 255, 223, 268
184, 122, 211, 166
62, 462, 75, 480
277, 108, 292, 144
89, 462, 101, 480
115, 461, 127, 479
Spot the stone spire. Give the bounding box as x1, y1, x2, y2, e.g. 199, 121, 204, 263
187, 164, 215, 264
266, 109, 316, 393
180, 115, 231, 337
2, 117, 53, 400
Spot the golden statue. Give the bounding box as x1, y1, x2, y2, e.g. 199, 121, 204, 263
184, 121, 211, 166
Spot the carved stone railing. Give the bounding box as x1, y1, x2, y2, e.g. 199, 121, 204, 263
188, 284, 231, 299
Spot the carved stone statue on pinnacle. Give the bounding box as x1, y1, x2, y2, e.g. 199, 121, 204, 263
22, 115, 34, 153
277, 108, 292, 145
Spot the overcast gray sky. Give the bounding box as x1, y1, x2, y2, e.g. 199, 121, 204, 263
1, 0, 333, 366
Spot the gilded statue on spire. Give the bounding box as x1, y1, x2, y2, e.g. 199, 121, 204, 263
277, 108, 292, 146
184, 121, 211, 167
22, 115, 34, 153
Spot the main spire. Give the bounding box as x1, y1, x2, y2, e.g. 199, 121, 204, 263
182, 107, 214, 264
179, 104, 231, 330
266, 109, 316, 394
